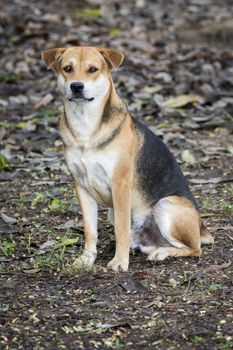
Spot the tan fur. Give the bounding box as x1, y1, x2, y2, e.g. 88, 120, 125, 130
146, 195, 202, 262
108, 117, 137, 271
165, 196, 201, 254
41, 48, 66, 70
147, 246, 197, 261
60, 80, 125, 150
41, 46, 213, 271
74, 183, 98, 267
200, 223, 214, 245
47, 46, 133, 271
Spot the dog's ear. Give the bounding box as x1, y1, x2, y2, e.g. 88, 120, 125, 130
97, 48, 124, 70
41, 48, 66, 70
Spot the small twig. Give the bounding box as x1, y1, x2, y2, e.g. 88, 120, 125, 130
203, 261, 231, 273
183, 275, 192, 297
162, 320, 177, 339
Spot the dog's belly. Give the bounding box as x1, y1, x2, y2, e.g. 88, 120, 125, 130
65, 148, 114, 207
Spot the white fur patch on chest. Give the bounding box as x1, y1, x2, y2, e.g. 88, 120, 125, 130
65, 147, 118, 206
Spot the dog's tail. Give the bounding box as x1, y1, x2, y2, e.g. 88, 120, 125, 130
200, 222, 214, 245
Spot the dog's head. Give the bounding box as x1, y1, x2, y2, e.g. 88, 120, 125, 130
41, 46, 124, 103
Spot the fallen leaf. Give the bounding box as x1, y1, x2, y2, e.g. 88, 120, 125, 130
48, 198, 62, 210
54, 237, 79, 250
142, 86, 162, 95
161, 94, 203, 109
23, 268, 40, 274
9, 95, 28, 105
92, 296, 113, 307
39, 240, 57, 251
120, 280, 147, 293
1, 212, 17, 224
226, 144, 233, 155
108, 28, 123, 36
145, 296, 163, 308
208, 283, 221, 293
0, 147, 12, 160
190, 177, 233, 184
58, 219, 79, 229
75, 8, 102, 18
17, 121, 37, 131
169, 277, 179, 287
0, 154, 8, 170
34, 93, 54, 109
28, 313, 40, 323
0, 256, 12, 262
15, 61, 29, 74
31, 192, 43, 207
154, 72, 172, 83
181, 149, 196, 165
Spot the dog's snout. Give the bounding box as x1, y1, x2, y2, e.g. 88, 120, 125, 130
70, 82, 84, 93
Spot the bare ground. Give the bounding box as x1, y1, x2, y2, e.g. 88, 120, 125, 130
0, 1, 232, 349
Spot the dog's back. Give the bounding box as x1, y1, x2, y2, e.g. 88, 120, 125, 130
134, 118, 197, 208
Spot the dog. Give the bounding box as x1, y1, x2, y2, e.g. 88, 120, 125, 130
41, 46, 214, 272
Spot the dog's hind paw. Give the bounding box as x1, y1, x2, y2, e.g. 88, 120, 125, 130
147, 248, 169, 261
107, 256, 129, 272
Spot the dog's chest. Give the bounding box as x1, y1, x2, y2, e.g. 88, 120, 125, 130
65, 147, 116, 206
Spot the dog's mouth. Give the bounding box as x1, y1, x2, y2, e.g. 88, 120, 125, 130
68, 94, 94, 102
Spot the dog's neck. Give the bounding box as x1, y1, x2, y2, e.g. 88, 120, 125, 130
62, 78, 125, 146
63, 97, 104, 138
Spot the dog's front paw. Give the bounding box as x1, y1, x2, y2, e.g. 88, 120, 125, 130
107, 256, 129, 272
72, 250, 96, 269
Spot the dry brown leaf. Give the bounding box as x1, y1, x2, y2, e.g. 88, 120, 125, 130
34, 93, 53, 109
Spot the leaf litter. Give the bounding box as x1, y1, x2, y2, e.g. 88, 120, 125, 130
0, 0, 233, 349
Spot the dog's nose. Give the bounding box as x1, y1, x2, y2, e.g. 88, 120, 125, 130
70, 82, 84, 93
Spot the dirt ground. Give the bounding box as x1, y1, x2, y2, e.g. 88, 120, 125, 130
0, 0, 232, 349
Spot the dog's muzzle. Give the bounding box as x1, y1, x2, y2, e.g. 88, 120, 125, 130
69, 82, 94, 102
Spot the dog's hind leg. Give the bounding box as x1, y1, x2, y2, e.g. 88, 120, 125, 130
132, 211, 172, 254
148, 196, 202, 261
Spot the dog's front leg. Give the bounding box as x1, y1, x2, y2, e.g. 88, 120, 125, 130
107, 177, 131, 272
72, 183, 98, 269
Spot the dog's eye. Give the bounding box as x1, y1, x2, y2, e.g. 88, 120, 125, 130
63, 66, 72, 73
88, 66, 98, 73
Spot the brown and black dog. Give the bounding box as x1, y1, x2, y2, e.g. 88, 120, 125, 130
42, 46, 213, 272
